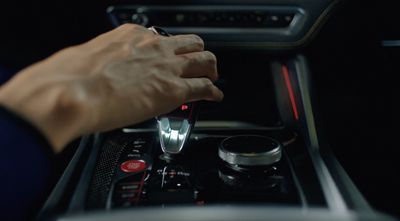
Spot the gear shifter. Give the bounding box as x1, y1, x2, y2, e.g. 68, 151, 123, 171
149, 26, 199, 158
157, 103, 199, 157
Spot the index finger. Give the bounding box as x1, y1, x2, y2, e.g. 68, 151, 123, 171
183, 78, 224, 102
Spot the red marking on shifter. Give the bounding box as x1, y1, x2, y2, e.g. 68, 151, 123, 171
181, 104, 189, 111
282, 64, 299, 120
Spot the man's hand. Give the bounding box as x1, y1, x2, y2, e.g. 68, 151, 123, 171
0, 24, 223, 152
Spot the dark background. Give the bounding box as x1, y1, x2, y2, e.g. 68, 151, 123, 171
0, 0, 397, 218
305, 0, 397, 217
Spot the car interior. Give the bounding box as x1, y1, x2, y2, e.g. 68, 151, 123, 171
0, 0, 397, 220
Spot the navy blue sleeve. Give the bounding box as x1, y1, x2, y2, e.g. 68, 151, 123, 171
0, 106, 53, 221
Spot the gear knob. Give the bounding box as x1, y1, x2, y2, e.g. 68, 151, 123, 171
157, 103, 199, 156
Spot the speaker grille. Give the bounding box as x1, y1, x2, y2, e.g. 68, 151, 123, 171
85, 134, 128, 209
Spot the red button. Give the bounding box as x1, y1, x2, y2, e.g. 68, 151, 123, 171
120, 160, 147, 173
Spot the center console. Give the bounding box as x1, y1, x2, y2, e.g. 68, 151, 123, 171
87, 127, 300, 209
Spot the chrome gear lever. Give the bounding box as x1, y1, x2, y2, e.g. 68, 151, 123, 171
157, 103, 198, 156
149, 26, 199, 157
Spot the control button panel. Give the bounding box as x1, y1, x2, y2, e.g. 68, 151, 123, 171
112, 173, 146, 207
104, 130, 299, 209
119, 137, 153, 162
157, 166, 192, 190
146, 165, 197, 204
105, 4, 332, 49
108, 134, 154, 208
108, 6, 300, 29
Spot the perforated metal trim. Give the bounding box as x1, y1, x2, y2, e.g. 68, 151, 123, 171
85, 135, 127, 209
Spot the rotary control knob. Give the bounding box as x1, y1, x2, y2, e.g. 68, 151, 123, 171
218, 135, 282, 166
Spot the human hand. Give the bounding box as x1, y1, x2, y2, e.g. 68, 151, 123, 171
0, 24, 223, 152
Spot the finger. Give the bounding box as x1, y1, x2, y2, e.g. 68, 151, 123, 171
164, 34, 205, 54
183, 78, 224, 102
178, 51, 218, 82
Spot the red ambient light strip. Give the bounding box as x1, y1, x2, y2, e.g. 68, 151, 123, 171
135, 172, 147, 205
281, 64, 299, 121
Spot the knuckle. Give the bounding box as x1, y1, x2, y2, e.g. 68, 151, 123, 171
190, 34, 205, 50
203, 51, 217, 65
152, 35, 163, 45
179, 54, 191, 63
202, 78, 214, 88
119, 23, 144, 32
165, 58, 182, 75
203, 51, 218, 80
118, 23, 148, 37
143, 35, 165, 51
147, 36, 167, 51
204, 81, 218, 97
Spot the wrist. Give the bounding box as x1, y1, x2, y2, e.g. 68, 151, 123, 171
0, 72, 85, 153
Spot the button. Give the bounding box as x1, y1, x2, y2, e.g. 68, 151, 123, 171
120, 160, 147, 173
270, 15, 279, 22
196, 14, 208, 23
126, 147, 145, 155
283, 14, 294, 23
133, 139, 147, 145
117, 192, 138, 199
131, 13, 148, 26
133, 144, 144, 149
114, 192, 139, 202
116, 182, 140, 192
162, 175, 191, 190
129, 139, 148, 153
126, 153, 142, 158
159, 166, 192, 190
175, 13, 185, 23
266, 14, 294, 27
114, 200, 136, 207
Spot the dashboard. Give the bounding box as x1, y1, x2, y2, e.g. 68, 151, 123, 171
107, 0, 341, 49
